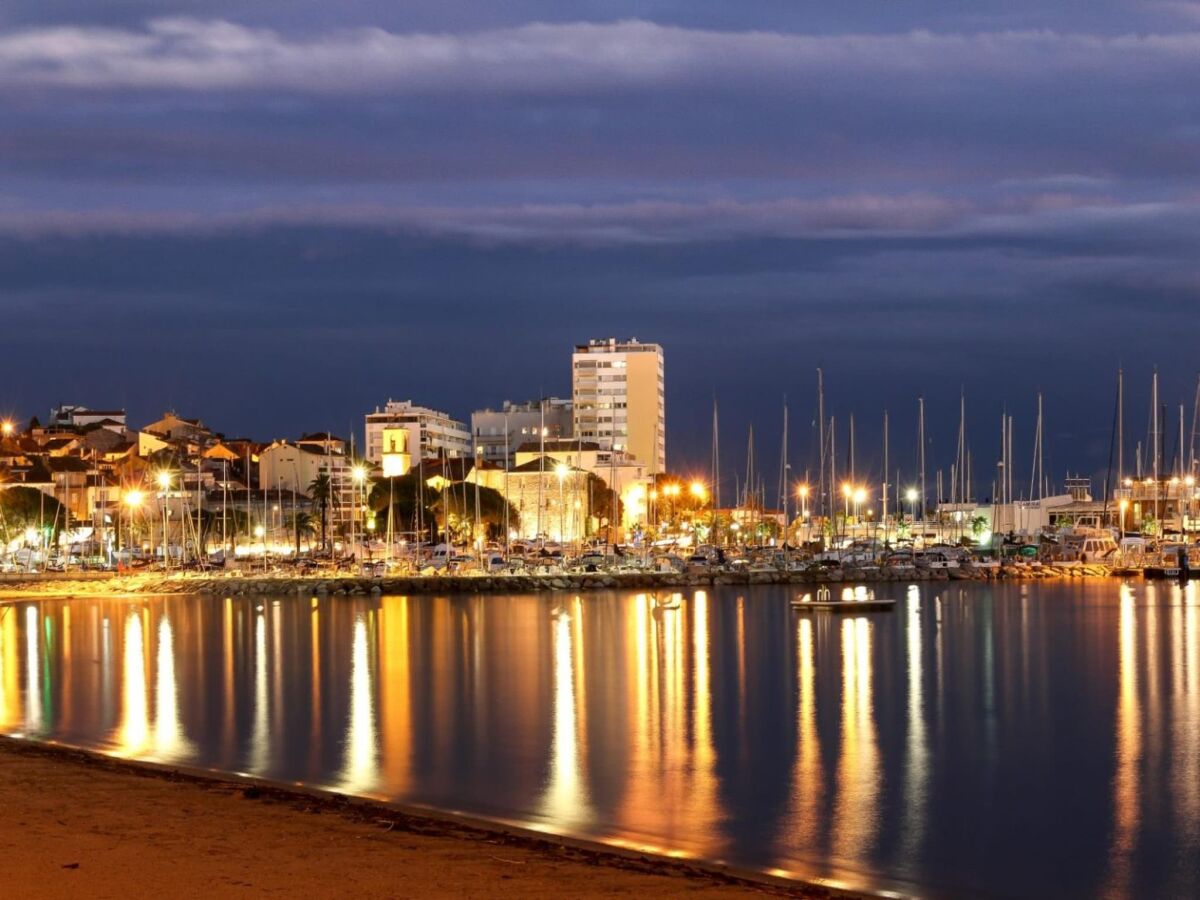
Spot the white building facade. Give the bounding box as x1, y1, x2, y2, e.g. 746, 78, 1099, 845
365, 400, 471, 465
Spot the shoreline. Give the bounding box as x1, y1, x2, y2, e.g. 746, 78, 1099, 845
0, 563, 1119, 601
0, 736, 859, 899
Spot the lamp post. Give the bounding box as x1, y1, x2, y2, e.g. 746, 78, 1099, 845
690, 481, 707, 542
906, 488, 918, 522
123, 489, 144, 563
352, 465, 366, 561
254, 524, 266, 571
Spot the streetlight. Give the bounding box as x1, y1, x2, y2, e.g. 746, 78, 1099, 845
1119, 498, 1129, 535
853, 487, 867, 522
0, 420, 13, 438
905, 488, 918, 521
254, 523, 266, 571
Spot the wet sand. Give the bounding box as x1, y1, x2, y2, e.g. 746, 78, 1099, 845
0, 739, 831, 899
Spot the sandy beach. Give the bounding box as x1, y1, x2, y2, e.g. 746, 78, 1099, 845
0, 739, 830, 899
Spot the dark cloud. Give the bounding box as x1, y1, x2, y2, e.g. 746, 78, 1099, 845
0, 5, 1196, 495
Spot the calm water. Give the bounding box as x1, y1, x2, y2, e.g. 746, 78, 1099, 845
1, 582, 1197, 898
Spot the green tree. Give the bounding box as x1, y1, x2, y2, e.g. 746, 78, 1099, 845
0, 487, 65, 545
429, 484, 518, 544
287, 511, 316, 555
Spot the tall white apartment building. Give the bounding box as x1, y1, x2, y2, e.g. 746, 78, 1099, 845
572, 338, 665, 474
364, 400, 471, 465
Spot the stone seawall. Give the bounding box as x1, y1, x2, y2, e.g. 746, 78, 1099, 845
0, 563, 1117, 599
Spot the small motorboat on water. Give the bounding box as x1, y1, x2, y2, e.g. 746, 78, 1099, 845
792, 585, 896, 613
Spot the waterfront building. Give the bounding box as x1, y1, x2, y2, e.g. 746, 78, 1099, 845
572, 338, 665, 474
364, 400, 471, 465
471, 398, 573, 465
502, 458, 595, 544
512, 439, 651, 532
258, 438, 354, 536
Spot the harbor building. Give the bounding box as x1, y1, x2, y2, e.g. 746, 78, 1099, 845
572, 338, 665, 474
512, 438, 652, 533
470, 398, 573, 465
364, 400, 471, 466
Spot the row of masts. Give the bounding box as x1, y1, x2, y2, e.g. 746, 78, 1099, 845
708, 368, 1200, 525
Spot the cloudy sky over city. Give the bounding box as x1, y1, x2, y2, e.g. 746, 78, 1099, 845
3, 2, 1198, 483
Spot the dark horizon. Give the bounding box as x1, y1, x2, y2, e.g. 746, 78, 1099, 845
3, 3, 1199, 499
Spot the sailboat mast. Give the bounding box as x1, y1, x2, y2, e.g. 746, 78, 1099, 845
781, 398, 789, 545
882, 409, 889, 540
1117, 370, 1124, 486
817, 369, 826, 521
918, 396, 926, 523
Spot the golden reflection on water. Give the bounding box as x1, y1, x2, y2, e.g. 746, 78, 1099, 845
248, 609, 269, 773
1104, 583, 1142, 899
153, 613, 191, 761
116, 609, 148, 755
784, 613, 822, 848
0, 608, 18, 731
902, 584, 928, 859
831, 616, 879, 864
380, 596, 411, 793
539, 598, 592, 827
339, 612, 379, 794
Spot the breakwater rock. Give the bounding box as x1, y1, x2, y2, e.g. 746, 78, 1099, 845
0, 562, 1118, 600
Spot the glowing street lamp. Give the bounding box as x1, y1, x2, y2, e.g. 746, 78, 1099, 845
797, 484, 810, 520
0, 420, 13, 437
905, 487, 918, 521
1119, 498, 1129, 534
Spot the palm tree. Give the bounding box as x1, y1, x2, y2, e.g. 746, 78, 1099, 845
287, 511, 317, 555
309, 473, 331, 550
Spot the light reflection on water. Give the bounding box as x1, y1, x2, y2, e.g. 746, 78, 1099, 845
2, 582, 1200, 898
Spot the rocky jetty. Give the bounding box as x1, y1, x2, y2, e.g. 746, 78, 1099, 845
0, 561, 1118, 600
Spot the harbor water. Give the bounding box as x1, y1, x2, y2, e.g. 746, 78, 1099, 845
1, 581, 1197, 898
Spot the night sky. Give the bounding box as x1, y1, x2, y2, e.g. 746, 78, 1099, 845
2, 2, 1198, 496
